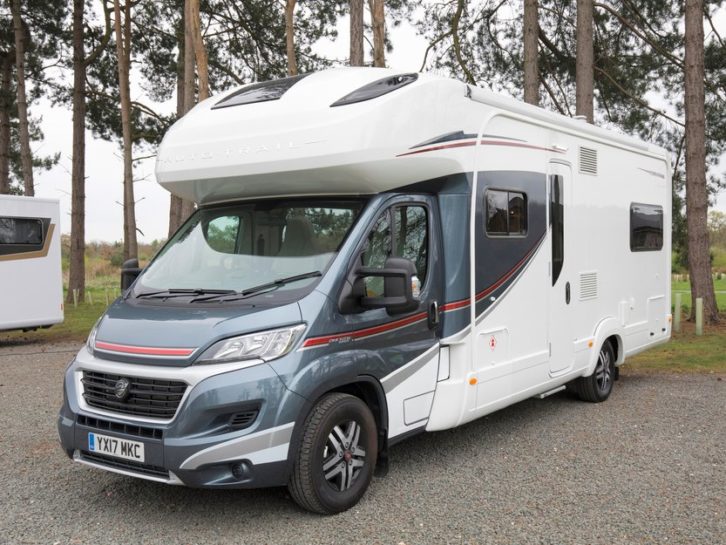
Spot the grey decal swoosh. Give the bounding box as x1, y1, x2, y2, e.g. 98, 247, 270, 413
179, 422, 294, 470
381, 345, 439, 393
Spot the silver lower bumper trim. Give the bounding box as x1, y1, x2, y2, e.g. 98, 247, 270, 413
72, 449, 184, 485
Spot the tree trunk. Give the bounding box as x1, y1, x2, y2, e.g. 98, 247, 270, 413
684, 0, 719, 323
523, 0, 539, 105
10, 0, 34, 196
371, 0, 385, 67
168, 16, 185, 237
67, 0, 86, 303
575, 0, 594, 123
113, 0, 137, 261
0, 55, 11, 194
178, 0, 196, 223
285, 0, 298, 76
189, 0, 209, 101
350, 0, 364, 66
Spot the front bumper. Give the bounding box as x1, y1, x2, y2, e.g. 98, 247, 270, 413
58, 348, 304, 489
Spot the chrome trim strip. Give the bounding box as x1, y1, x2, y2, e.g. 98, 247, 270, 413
73, 449, 184, 485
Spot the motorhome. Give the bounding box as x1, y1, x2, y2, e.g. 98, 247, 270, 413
1, 195, 63, 332
58, 68, 671, 514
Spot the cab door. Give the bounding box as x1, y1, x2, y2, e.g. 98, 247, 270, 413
547, 162, 575, 374
350, 195, 443, 439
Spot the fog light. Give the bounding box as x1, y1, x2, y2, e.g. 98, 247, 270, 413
231, 461, 250, 480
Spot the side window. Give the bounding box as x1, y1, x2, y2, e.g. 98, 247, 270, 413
394, 206, 428, 284
0, 217, 43, 245
361, 204, 429, 297
630, 203, 663, 251
549, 175, 564, 285
205, 215, 240, 253
485, 189, 527, 236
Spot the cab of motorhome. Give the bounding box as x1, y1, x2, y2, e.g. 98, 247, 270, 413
58, 68, 671, 514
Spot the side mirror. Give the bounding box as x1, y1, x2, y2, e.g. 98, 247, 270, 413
120, 258, 142, 291
357, 257, 418, 315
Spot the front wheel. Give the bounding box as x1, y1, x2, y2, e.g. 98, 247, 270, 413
571, 341, 616, 403
288, 393, 377, 514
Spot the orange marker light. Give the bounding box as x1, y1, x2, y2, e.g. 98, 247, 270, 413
588, 340, 594, 348
469, 377, 478, 385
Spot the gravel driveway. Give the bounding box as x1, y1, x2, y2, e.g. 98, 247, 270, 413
1, 339, 724, 545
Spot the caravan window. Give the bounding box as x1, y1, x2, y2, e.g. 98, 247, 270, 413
485, 190, 527, 236
630, 203, 663, 251
0, 217, 43, 245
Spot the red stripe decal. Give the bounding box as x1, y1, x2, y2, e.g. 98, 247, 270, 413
302, 311, 428, 348
95, 341, 195, 357
397, 139, 564, 158
396, 140, 477, 157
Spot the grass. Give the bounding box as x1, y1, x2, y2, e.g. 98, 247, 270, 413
672, 276, 726, 311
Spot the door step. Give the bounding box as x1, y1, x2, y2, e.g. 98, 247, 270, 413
534, 385, 566, 399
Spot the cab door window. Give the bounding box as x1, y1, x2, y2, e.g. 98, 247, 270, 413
361, 204, 429, 296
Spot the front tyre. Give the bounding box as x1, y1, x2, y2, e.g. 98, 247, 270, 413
571, 341, 616, 403
288, 393, 377, 514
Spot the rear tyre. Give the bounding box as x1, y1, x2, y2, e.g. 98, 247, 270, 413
571, 341, 615, 403
288, 393, 377, 515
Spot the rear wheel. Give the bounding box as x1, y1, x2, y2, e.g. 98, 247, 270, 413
571, 341, 615, 402
288, 393, 377, 514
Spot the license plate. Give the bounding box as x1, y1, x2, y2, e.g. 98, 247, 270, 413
88, 432, 145, 463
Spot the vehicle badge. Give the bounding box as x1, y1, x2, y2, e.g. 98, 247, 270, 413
114, 378, 131, 400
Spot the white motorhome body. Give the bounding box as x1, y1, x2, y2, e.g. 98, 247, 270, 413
156, 67, 672, 429
59, 68, 670, 514
1, 195, 64, 331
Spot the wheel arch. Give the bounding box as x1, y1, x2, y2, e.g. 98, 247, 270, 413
284, 374, 389, 481
585, 317, 623, 376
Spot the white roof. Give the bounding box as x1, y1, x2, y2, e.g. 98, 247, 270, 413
155, 67, 668, 204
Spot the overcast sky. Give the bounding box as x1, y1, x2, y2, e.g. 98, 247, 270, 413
31, 14, 726, 243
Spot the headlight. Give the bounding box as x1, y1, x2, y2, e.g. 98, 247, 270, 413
86, 317, 103, 352
196, 324, 306, 364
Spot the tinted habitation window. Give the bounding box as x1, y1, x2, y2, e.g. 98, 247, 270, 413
485, 189, 527, 236
630, 203, 663, 251
0, 217, 43, 245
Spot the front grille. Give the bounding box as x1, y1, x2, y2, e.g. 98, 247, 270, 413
80, 450, 169, 479
77, 414, 163, 440
81, 371, 187, 419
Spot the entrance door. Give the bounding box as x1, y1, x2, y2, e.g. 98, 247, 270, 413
548, 162, 575, 374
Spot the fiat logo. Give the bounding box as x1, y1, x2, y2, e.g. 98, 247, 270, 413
114, 378, 131, 400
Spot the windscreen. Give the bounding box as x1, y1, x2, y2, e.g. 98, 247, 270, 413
137, 200, 363, 296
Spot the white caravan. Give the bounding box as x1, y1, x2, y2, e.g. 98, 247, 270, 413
59, 68, 671, 514
1, 195, 63, 331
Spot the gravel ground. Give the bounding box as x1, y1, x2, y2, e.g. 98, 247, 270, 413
1, 339, 724, 545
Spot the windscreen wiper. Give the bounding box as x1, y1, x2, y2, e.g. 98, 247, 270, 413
190, 271, 322, 303
135, 288, 235, 300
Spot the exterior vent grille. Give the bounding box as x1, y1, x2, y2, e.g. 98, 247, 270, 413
579, 272, 598, 300
579, 147, 598, 175
229, 410, 259, 430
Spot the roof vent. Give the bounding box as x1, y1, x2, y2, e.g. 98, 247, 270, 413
579, 146, 598, 175
212, 74, 309, 110
330, 73, 418, 107
579, 271, 598, 301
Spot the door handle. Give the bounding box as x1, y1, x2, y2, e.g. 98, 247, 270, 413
428, 300, 440, 329
565, 282, 571, 305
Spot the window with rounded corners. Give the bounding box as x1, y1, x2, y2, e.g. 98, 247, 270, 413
630, 203, 663, 251
485, 189, 528, 236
